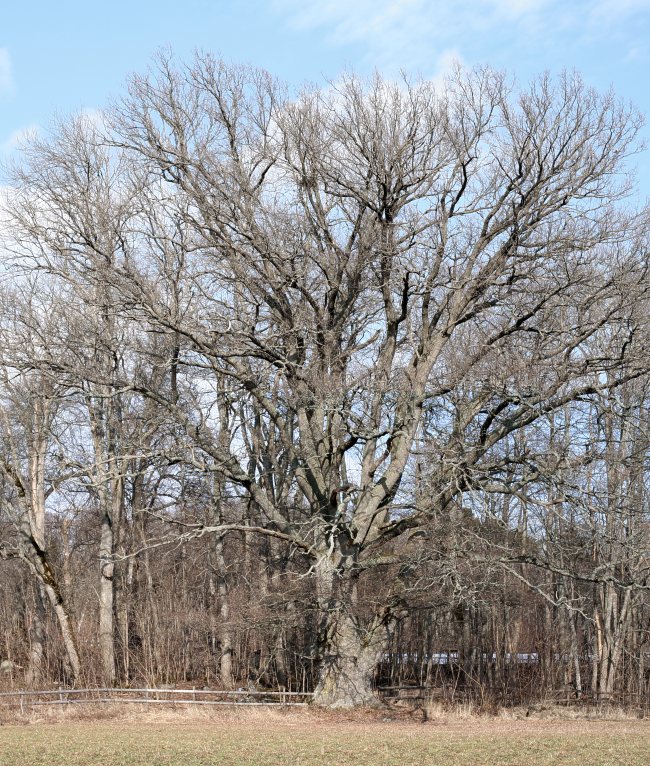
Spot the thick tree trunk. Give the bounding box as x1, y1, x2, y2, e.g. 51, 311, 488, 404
99, 507, 116, 685
88, 374, 124, 686
312, 558, 401, 707
598, 585, 633, 698
20, 408, 82, 683
313, 612, 390, 707
569, 609, 582, 695
214, 532, 233, 687
21, 536, 82, 681
24, 584, 45, 686
96, 466, 124, 685
24, 414, 47, 686
44, 581, 82, 681
115, 558, 131, 683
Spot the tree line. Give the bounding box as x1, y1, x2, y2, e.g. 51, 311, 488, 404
1, 54, 650, 707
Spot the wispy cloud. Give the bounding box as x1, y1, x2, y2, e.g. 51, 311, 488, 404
490, 0, 550, 20
593, 0, 650, 20
275, 0, 433, 69
626, 45, 648, 61
1, 125, 39, 156
0, 49, 13, 96
273, 0, 650, 73
273, 0, 553, 71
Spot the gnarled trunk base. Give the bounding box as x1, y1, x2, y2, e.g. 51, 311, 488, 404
313, 653, 381, 708
313, 609, 399, 708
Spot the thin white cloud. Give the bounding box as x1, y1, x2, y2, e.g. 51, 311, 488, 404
429, 49, 464, 90
273, 0, 551, 71
1, 125, 39, 155
593, 0, 650, 19
273, 0, 650, 73
275, 0, 427, 55
626, 45, 648, 61
0, 49, 13, 96
490, 0, 550, 19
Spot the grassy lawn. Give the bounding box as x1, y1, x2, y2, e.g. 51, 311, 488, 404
0, 713, 648, 765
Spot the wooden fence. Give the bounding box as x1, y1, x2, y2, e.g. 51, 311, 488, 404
0, 687, 313, 709
3, 685, 646, 712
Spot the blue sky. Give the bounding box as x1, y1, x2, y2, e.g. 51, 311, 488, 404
1, 0, 649, 196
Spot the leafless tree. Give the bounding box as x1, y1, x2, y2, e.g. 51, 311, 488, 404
0, 285, 82, 681
1, 54, 648, 707
102, 55, 647, 705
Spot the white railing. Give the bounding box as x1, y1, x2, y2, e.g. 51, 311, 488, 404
0, 687, 313, 708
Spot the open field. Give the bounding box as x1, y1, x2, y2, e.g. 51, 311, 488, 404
0, 710, 649, 766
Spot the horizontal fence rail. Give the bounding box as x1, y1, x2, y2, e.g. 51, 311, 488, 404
4, 686, 647, 710
0, 687, 314, 708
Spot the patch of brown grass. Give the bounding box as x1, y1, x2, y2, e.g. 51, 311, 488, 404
0, 704, 650, 766
1, 711, 649, 765
0, 701, 313, 727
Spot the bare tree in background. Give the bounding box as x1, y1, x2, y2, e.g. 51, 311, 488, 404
3, 117, 142, 685
0, 286, 82, 681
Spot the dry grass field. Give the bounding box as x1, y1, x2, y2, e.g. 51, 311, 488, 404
0, 707, 648, 766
